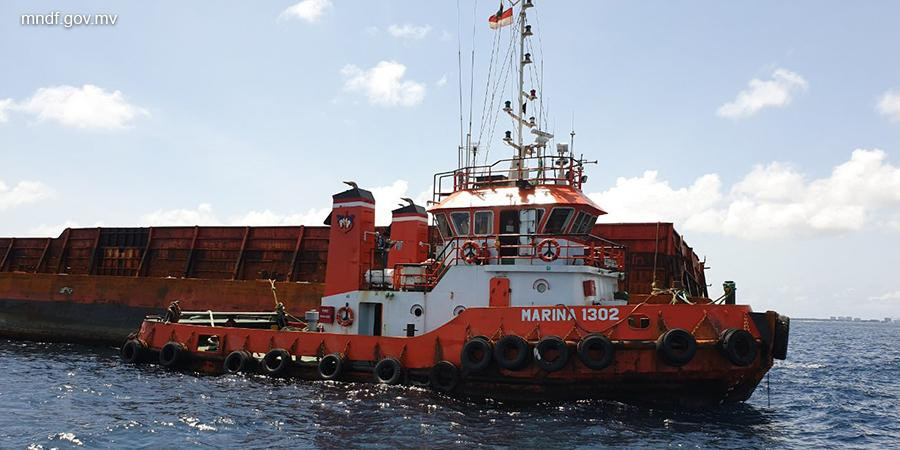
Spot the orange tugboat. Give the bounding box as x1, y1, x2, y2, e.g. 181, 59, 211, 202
120, 1, 789, 406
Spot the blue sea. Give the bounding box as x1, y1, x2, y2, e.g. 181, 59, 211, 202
1, 320, 898, 449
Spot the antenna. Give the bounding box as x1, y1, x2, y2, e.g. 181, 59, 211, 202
570, 111, 576, 154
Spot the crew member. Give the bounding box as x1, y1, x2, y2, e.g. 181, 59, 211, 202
163, 300, 182, 323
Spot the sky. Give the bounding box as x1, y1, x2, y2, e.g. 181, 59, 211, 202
2, 1, 899, 319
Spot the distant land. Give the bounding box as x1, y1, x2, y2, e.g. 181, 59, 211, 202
794, 317, 898, 324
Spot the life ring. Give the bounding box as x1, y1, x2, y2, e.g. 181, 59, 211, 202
263, 348, 292, 376
577, 334, 615, 370
656, 329, 697, 367
534, 336, 569, 372
336, 306, 355, 327
460, 337, 493, 372
459, 241, 481, 264
374, 357, 404, 385
120, 339, 145, 364
429, 360, 460, 392
719, 329, 757, 367
224, 350, 255, 374
536, 238, 560, 262
159, 341, 186, 368
493, 335, 532, 371
318, 353, 345, 380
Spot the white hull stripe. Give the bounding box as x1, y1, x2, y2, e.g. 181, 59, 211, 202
392, 216, 428, 223
333, 201, 375, 209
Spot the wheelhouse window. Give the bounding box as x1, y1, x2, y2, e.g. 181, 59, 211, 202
544, 207, 574, 234
474, 211, 493, 235
570, 211, 597, 234
450, 211, 471, 236
434, 213, 453, 240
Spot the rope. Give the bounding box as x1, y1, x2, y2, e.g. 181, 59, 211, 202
467, 0, 478, 144
268, 278, 279, 308
456, 0, 464, 150
651, 222, 660, 290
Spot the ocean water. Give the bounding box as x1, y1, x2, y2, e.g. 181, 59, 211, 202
1, 321, 898, 449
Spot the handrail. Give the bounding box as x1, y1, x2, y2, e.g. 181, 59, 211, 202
433, 155, 586, 202
392, 234, 625, 291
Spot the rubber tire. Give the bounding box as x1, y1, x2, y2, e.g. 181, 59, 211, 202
120, 339, 145, 364
224, 350, 255, 374
577, 334, 615, 370
429, 360, 460, 392
374, 357, 404, 385
460, 337, 493, 372
318, 353, 344, 380
262, 349, 292, 377
773, 315, 790, 360
534, 336, 569, 372
656, 329, 697, 367
159, 342, 186, 368
494, 335, 532, 371
719, 329, 757, 367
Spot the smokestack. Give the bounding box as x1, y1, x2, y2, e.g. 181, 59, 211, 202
323, 183, 375, 297
387, 200, 428, 267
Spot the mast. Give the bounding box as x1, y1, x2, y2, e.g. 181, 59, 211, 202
516, 3, 526, 161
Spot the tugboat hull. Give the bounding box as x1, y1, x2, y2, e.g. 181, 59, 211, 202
123, 304, 788, 407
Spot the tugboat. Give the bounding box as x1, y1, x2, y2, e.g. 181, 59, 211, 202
120, 1, 789, 407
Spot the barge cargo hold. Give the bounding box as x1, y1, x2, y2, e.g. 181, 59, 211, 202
0, 223, 707, 345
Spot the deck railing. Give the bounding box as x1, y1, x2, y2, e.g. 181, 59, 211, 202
391, 234, 625, 291
433, 155, 587, 201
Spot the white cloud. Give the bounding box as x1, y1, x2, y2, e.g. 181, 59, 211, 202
436, 75, 448, 87
877, 89, 900, 122
387, 24, 431, 40
137, 180, 428, 228
0, 98, 13, 122
0, 180, 55, 210
11, 84, 147, 129
141, 203, 220, 226
590, 149, 900, 239
870, 290, 900, 301
340, 61, 426, 107
29, 220, 101, 238
591, 170, 722, 225
280, 0, 332, 22
717, 68, 808, 119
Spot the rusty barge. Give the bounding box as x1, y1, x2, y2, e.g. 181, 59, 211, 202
0, 223, 707, 345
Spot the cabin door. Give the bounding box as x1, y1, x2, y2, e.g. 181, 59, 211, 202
499, 210, 520, 265
358, 302, 383, 336
519, 209, 541, 259
489, 277, 510, 307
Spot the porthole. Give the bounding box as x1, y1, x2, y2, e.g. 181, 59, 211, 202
410, 304, 424, 317
453, 305, 466, 316
533, 279, 550, 293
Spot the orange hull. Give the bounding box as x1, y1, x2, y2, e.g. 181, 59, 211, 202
126, 304, 787, 407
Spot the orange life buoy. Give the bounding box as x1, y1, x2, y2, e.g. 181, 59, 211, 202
336, 306, 355, 327
459, 241, 480, 264
536, 238, 560, 262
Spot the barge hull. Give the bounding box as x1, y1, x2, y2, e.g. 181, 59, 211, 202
0, 272, 322, 345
